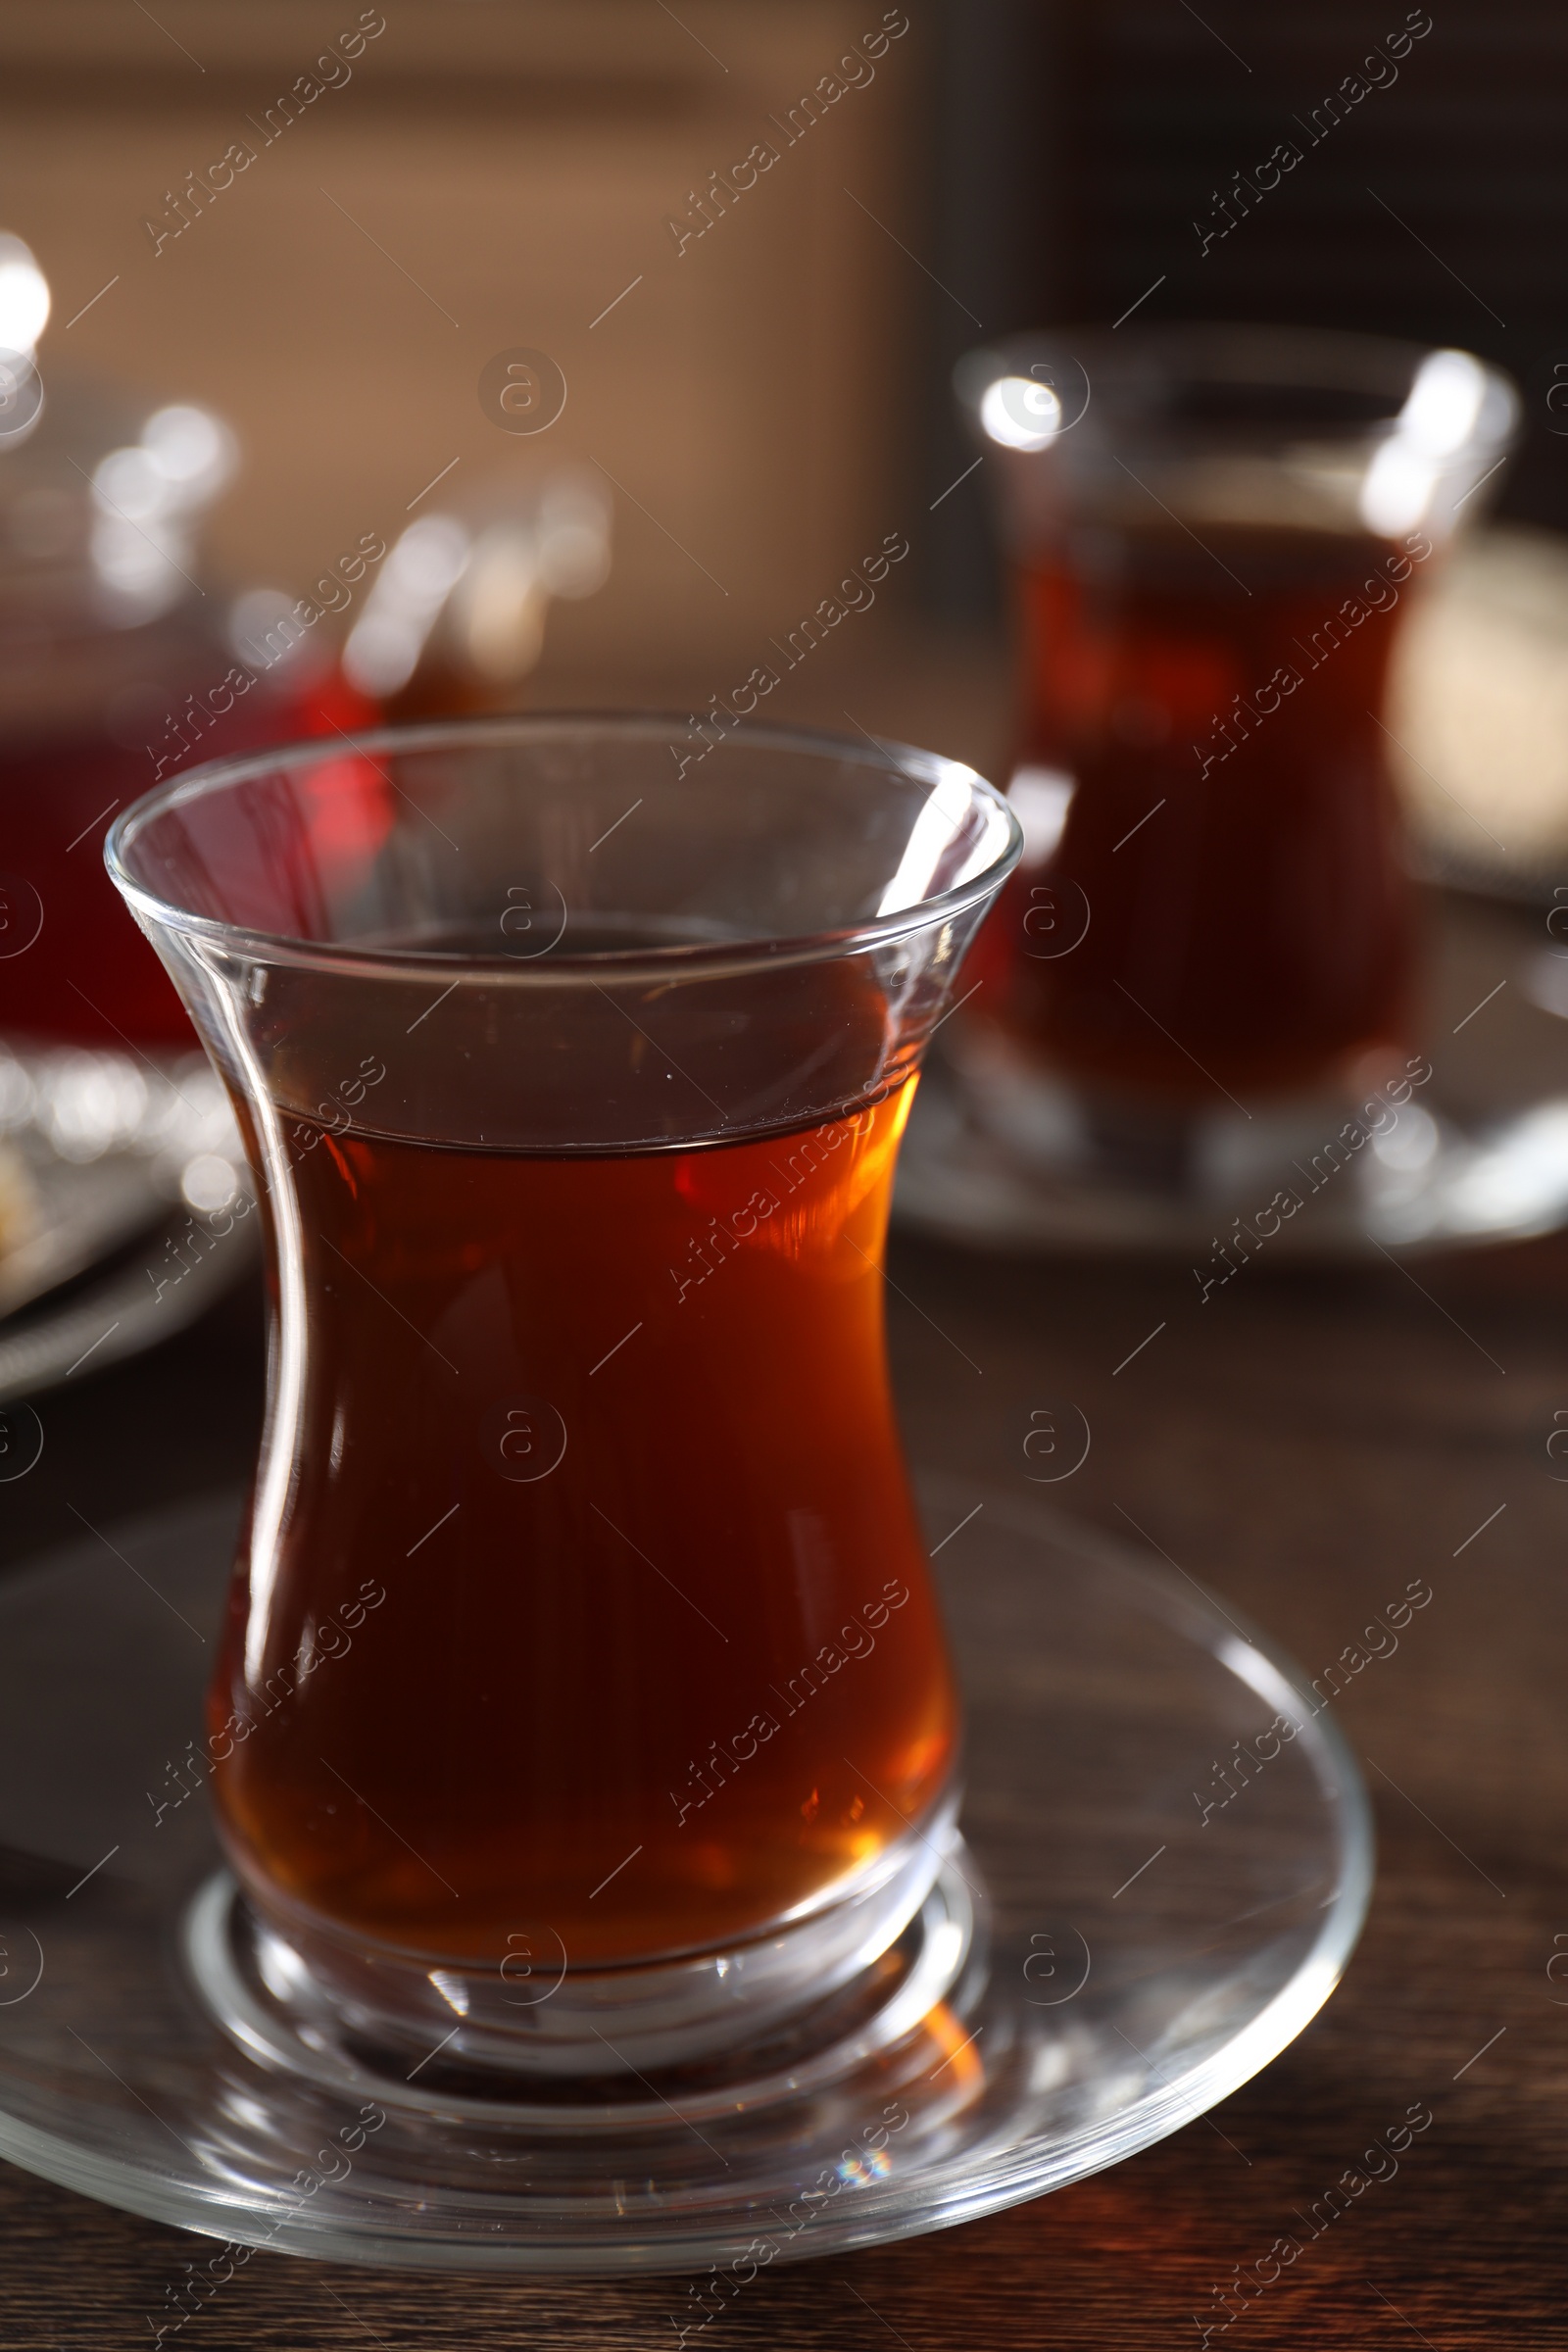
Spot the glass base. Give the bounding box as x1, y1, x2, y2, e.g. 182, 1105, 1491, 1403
0, 1479, 1371, 2275
185, 1844, 978, 2122
196, 1788, 963, 2084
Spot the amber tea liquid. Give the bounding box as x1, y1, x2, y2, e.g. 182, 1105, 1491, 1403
209, 1080, 956, 1970
970, 522, 1418, 1099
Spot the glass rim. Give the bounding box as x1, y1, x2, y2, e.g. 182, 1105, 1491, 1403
957, 318, 1520, 452
105, 710, 1023, 985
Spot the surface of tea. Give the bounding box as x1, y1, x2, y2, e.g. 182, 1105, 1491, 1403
209, 1079, 956, 1968
970, 521, 1418, 1099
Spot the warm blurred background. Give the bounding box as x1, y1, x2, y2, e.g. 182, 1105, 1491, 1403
3, 3, 1565, 857
2, 3, 921, 688
0, 5, 1560, 748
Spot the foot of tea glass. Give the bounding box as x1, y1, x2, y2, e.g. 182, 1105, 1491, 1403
0, 1480, 1371, 2274
185, 1790, 969, 2095
184, 1838, 979, 2122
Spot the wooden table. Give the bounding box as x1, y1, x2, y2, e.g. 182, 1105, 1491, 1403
1, 1181, 1561, 2346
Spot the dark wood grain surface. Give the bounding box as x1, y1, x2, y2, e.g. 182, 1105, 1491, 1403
1, 1167, 1563, 2346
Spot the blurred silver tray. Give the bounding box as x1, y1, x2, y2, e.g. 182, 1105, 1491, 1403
896, 887, 1568, 1259
0, 1042, 254, 1405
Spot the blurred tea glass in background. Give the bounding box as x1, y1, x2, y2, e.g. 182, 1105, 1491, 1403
950, 327, 1517, 1192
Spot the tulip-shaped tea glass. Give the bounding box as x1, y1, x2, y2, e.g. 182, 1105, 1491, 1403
909, 327, 1519, 1245
106, 715, 1021, 2085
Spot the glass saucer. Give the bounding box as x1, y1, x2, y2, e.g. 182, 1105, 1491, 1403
896, 885, 1568, 1260
897, 1031, 1568, 1260
0, 1476, 1371, 2276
